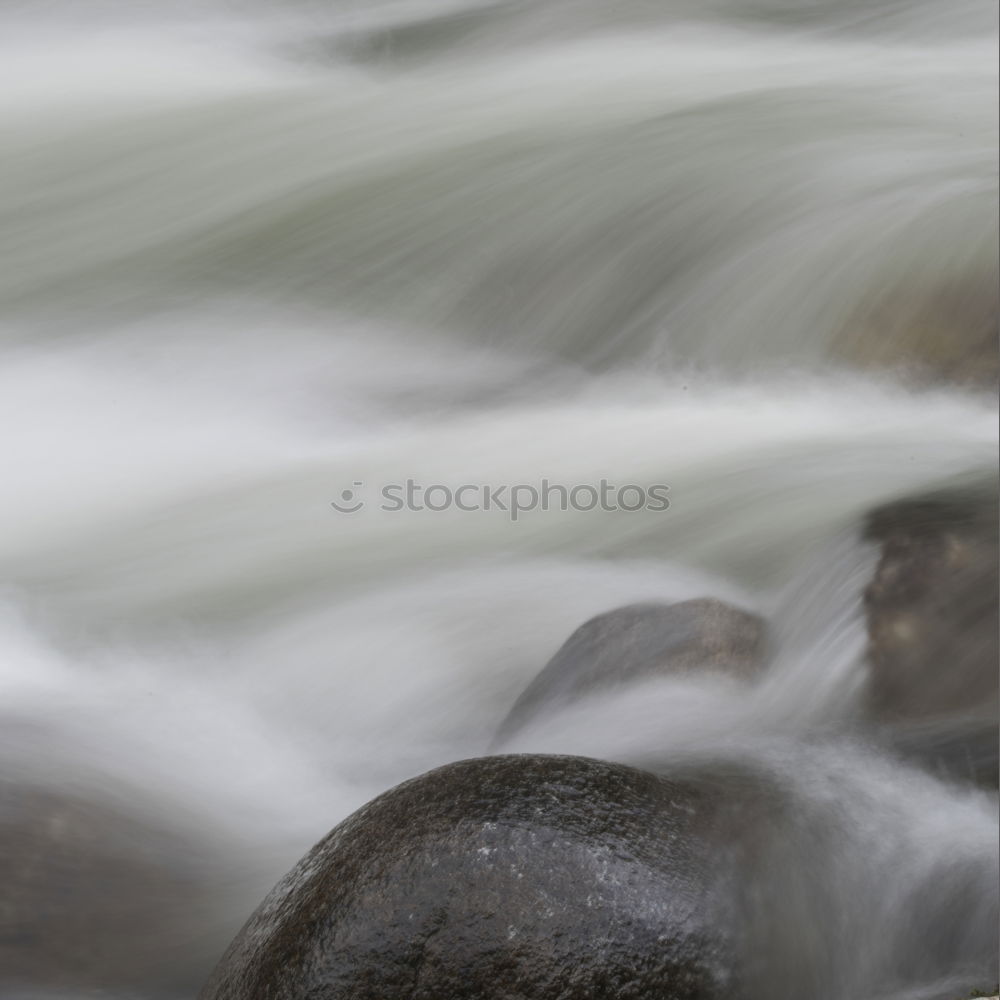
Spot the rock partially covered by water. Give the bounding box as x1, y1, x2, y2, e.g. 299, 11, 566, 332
863, 490, 999, 785
0, 778, 238, 996
494, 598, 765, 744
201, 752, 999, 1000
200, 754, 763, 1000
836, 276, 999, 384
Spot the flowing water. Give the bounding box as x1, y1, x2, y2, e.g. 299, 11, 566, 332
1, 0, 997, 997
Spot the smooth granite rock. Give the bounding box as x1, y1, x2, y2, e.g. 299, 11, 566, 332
494, 598, 766, 745
200, 754, 778, 1000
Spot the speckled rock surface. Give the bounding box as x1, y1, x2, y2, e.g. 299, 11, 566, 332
200, 754, 771, 1000
494, 598, 765, 745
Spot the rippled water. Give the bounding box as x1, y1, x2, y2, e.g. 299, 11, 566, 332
1, 0, 997, 997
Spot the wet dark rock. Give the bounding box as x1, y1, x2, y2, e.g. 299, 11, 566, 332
494, 598, 765, 745
200, 754, 774, 1000
863, 490, 999, 786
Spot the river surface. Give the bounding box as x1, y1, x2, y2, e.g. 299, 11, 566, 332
1, 1, 997, 997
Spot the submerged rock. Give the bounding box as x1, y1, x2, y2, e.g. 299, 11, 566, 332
199, 754, 771, 1000
494, 598, 765, 744
863, 490, 999, 785
0, 777, 239, 997
835, 275, 999, 385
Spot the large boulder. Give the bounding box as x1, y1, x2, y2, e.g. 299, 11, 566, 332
863, 490, 999, 785
200, 753, 999, 1000
494, 598, 765, 745
199, 754, 769, 1000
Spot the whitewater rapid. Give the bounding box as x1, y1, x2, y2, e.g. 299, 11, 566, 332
0, 1, 997, 997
